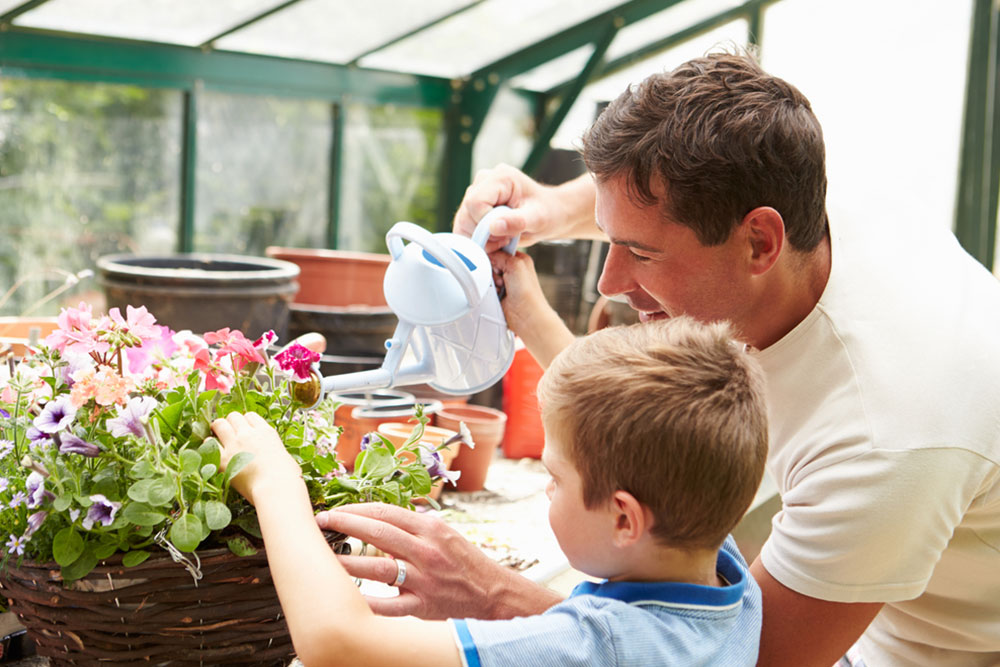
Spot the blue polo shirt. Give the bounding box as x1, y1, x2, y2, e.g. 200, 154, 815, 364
452, 536, 761, 666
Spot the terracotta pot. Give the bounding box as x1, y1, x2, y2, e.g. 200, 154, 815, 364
332, 390, 414, 469
0, 317, 58, 359
502, 344, 545, 459
264, 247, 390, 308
435, 404, 507, 491
334, 393, 442, 470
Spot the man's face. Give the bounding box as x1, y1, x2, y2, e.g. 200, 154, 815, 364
595, 175, 754, 331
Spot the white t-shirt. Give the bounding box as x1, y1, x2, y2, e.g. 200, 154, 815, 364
756, 214, 1000, 667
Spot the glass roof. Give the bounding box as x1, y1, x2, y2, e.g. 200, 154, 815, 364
14, 0, 283, 47
9, 0, 639, 79
214, 0, 474, 65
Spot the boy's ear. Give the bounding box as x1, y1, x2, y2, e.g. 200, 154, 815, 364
741, 206, 784, 275
610, 490, 652, 547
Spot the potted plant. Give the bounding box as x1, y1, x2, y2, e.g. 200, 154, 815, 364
0, 302, 456, 665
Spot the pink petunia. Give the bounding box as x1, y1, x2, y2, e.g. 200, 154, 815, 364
194, 348, 234, 394
274, 343, 321, 380
204, 328, 266, 371
125, 324, 178, 375
46, 302, 109, 356
108, 305, 161, 343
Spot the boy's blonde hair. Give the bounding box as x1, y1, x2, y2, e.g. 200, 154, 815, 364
536, 317, 768, 550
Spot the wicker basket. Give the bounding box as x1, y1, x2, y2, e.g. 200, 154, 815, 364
0, 534, 348, 666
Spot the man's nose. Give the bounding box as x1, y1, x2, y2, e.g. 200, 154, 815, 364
597, 246, 631, 298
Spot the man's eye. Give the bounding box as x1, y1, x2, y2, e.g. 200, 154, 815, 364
629, 250, 652, 262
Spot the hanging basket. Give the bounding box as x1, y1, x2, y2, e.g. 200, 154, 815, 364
0, 533, 348, 666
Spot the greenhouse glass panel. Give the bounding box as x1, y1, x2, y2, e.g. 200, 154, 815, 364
359, 0, 623, 78
338, 103, 443, 253
216, 0, 473, 64
604, 0, 745, 62
14, 0, 280, 47
0, 77, 181, 316
194, 90, 331, 255
0, 1, 26, 15
549, 20, 748, 150
764, 0, 972, 240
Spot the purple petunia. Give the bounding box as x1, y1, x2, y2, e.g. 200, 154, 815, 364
106, 395, 157, 439
25, 471, 53, 509
24, 511, 47, 539
58, 433, 100, 457
33, 395, 78, 434
25, 426, 54, 451
82, 495, 121, 530
359, 433, 373, 451
419, 446, 461, 486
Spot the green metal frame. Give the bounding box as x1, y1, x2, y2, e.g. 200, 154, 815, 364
955, 0, 1000, 269
439, 0, 692, 226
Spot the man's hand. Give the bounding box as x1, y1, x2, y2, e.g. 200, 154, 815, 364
318, 502, 563, 620
453, 165, 598, 251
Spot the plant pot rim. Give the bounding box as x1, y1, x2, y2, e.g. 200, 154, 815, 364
97, 253, 300, 283
437, 404, 508, 424
265, 246, 391, 263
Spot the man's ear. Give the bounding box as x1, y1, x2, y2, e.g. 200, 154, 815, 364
741, 206, 784, 275
610, 490, 651, 547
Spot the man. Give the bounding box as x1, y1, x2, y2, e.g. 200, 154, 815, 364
325, 52, 1000, 666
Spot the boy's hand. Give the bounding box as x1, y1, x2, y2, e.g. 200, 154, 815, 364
211, 412, 302, 505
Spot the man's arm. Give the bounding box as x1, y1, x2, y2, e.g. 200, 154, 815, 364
750, 558, 883, 666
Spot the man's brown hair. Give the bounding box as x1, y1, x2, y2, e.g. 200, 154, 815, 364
536, 317, 768, 550
582, 51, 828, 252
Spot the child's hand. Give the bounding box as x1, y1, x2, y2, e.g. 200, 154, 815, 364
211, 412, 302, 505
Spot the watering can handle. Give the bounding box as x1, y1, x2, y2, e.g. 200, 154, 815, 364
386, 222, 482, 309
471, 205, 521, 255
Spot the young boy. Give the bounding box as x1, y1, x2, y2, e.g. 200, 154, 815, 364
211, 316, 768, 666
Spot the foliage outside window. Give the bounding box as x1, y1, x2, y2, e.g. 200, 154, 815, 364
0, 78, 181, 316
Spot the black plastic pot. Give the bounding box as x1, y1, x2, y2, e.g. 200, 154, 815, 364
96, 253, 300, 340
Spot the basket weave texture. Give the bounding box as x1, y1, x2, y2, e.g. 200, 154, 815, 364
0, 535, 347, 666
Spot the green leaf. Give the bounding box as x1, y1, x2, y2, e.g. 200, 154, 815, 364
123, 550, 151, 567
407, 465, 433, 497
358, 448, 395, 480
200, 463, 218, 480
147, 476, 177, 507
311, 454, 336, 476
53, 527, 85, 567
92, 475, 118, 499
169, 513, 204, 553
224, 452, 254, 484
227, 536, 258, 557
234, 513, 262, 538
127, 479, 155, 503
179, 449, 201, 475
93, 541, 118, 560
198, 438, 221, 468
379, 481, 402, 506
61, 547, 99, 582
155, 400, 184, 432
122, 502, 168, 527
129, 460, 156, 479
53, 495, 73, 512
204, 501, 232, 531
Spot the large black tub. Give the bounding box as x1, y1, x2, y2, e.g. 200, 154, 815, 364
97, 253, 300, 340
